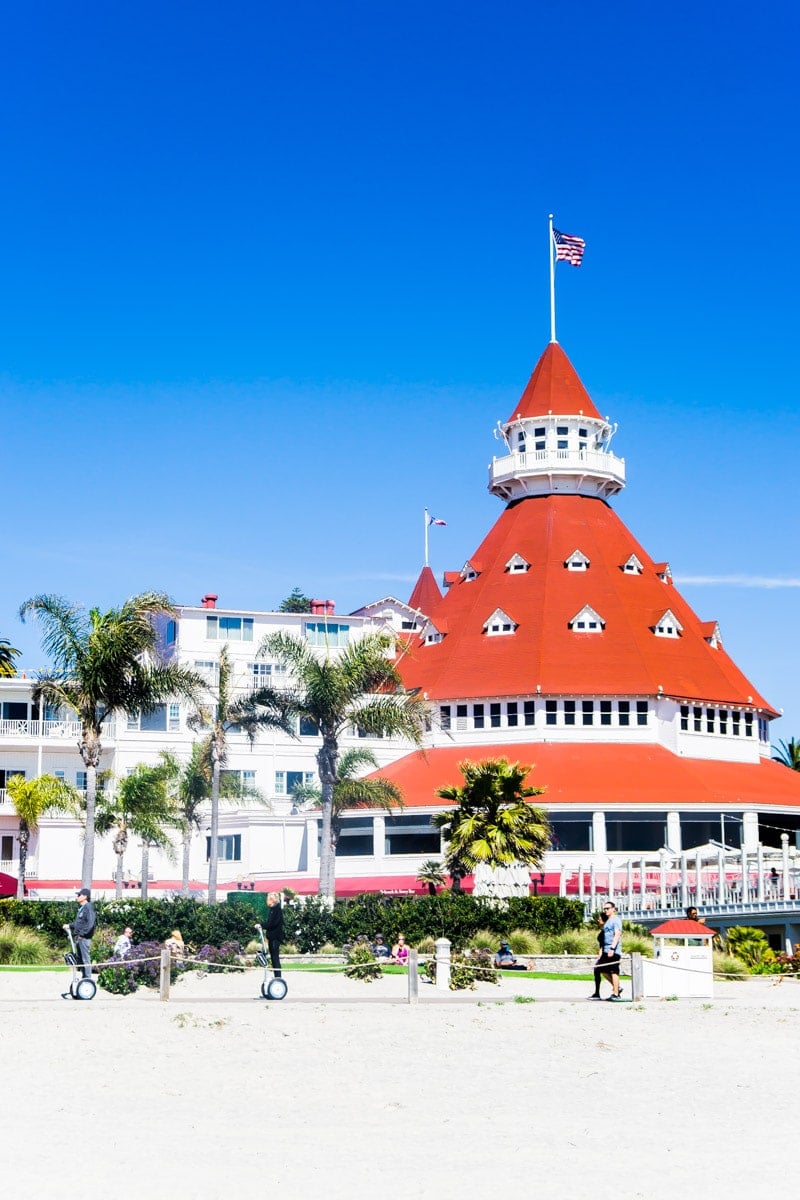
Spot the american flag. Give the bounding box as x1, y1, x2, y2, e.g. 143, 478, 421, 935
553, 228, 586, 266
428, 515, 447, 526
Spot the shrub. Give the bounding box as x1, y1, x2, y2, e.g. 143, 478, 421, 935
344, 941, 382, 982
725, 927, 772, 969
193, 941, 244, 972
423, 948, 499, 991
507, 928, 540, 955
97, 940, 182, 994
467, 929, 499, 951
623, 935, 654, 958
713, 951, 749, 980
541, 929, 595, 955
415, 935, 436, 954
0, 923, 52, 965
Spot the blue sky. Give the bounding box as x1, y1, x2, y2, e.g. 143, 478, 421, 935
2, 2, 799, 739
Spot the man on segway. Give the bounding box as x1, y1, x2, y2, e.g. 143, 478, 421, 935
72, 887, 96, 979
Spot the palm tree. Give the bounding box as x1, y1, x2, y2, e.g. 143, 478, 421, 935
432, 758, 550, 892
290, 746, 403, 857
96, 759, 180, 899
188, 644, 294, 904
5, 773, 82, 898
19, 591, 204, 889
168, 741, 213, 897
773, 738, 800, 771
0, 636, 20, 677
416, 859, 446, 896
259, 629, 426, 897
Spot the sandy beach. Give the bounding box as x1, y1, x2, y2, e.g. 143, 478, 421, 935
1, 965, 797, 1200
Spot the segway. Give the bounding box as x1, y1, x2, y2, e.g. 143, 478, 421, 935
61, 923, 97, 1001
254, 923, 288, 1000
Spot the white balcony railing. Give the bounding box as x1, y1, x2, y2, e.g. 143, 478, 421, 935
0, 719, 115, 741
0, 857, 37, 877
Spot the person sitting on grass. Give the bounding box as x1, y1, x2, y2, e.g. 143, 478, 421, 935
392, 933, 410, 964
493, 941, 530, 971
372, 933, 391, 959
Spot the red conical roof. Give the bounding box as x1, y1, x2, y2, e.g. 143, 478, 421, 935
408, 565, 442, 616
506, 343, 603, 423
398, 493, 774, 712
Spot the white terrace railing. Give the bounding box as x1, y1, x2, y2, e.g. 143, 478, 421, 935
0, 857, 37, 877
0, 718, 84, 740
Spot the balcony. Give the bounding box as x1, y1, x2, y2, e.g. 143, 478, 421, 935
0, 719, 116, 742
489, 447, 626, 501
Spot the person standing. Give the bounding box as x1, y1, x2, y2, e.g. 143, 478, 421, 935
589, 911, 608, 999
598, 901, 623, 1001
265, 891, 284, 979
73, 887, 96, 979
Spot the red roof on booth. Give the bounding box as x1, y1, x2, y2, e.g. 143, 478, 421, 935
650, 919, 716, 937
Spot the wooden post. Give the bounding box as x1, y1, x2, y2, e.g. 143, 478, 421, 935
160, 947, 171, 1001
434, 937, 451, 991
630, 951, 643, 1001
407, 949, 419, 1005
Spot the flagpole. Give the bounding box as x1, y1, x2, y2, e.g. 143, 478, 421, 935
424, 508, 429, 567
549, 213, 557, 343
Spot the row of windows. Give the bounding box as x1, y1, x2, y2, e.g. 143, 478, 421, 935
679, 706, 756, 738
439, 699, 649, 730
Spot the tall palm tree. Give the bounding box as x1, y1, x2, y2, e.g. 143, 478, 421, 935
5, 773, 82, 898
432, 758, 550, 890
96, 759, 180, 899
188, 645, 294, 903
0, 636, 20, 677
167, 741, 213, 897
290, 746, 403, 857
773, 738, 800, 771
259, 629, 426, 897
19, 591, 203, 889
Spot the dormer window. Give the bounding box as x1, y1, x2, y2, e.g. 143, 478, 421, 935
460, 560, 480, 582
421, 619, 445, 645
569, 604, 605, 633
654, 609, 682, 638
505, 554, 530, 574
483, 608, 516, 636
622, 555, 644, 575
702, 621, 722, 649
565, 550, 590, 571
655, 562, 673, 584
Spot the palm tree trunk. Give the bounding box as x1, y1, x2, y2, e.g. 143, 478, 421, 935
317, 737, 338, 899
141, 841, 150, 900
208, 750, 220, 905
116, 851, 124, 900
80, 729, 102, 890
16, 823, 29, 900
181, 827, 191, 897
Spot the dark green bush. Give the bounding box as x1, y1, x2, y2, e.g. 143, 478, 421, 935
343, 941, 383, 982
423, 948, 499, 991
1, 893, 583, 956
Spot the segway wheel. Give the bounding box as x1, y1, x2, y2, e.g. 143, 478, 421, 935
266, 977, 288, 1001
69, 980, 78, 999
75, 978, 97, 1001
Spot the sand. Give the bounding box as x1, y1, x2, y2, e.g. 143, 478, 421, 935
1, 965, 797, 1200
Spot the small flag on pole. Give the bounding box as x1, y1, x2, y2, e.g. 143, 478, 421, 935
428, 515, 447, 526
553, 228, 586, 267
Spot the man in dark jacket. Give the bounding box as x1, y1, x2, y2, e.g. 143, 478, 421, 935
73, 888, 96, 978
265, 891, 284, 979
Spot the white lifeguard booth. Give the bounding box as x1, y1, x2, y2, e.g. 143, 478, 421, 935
641, 919, 715, 999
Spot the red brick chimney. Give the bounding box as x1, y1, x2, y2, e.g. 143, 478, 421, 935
201, 594, 218, 609
310, 599, 335, 615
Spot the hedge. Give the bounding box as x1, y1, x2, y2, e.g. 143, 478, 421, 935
0, 893, 584, 955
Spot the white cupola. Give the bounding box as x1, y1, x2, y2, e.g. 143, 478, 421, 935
488, 343, 626, 503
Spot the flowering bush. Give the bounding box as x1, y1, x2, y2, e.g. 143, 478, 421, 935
192, 941, 244, 972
